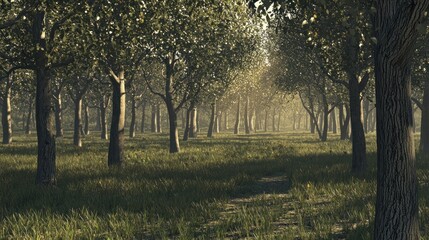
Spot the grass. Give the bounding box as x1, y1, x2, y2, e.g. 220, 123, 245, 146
0, 131, 428, 239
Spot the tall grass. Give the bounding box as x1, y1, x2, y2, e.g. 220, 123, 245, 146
0, 131, 427, 239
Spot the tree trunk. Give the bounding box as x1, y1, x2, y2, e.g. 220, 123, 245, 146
84, 103, 89, 136
25, 99, 32, 135
224, 110, 228, 130
73, 98, 83, 147
272, 108, 276, 132
331, 107, 337, 134
140, 100, 146, 134
34, 11, 56, 185
54, 93, 63, 137
373, 2, 428, 238
264, 110, 268, 132
234, 96, 240, 134
183, 103, 193, 141
151, 104, 157, 133
95, 108, 101, 131
189, 107, 198, 138
244, 96, 250, 134
339, 103, 350, 140
156, 104, 162, 133
420, 79, 429, 156
310, 115, 316, 134
348, 78, 367, 173
100, 95, 109, 140
208, 100, 216, 138
165, 97, 180, 153
129, 95, 136, 138
363, 98, 370, 134
108, 71, 126, 166
218, 111, 223, 132
2, 75, 12, 144
249, 104, 254, 132
277, 109, 281, 132
320, 95, 329, 142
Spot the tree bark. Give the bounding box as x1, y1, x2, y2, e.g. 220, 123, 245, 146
151, 104, 157, 133
234, 95, 241, 134
54, 93, 63, 137
277, 109, 281, 132
156, 104, 162, 133
95, 108, 101, 131
25, 99, 32, 135
183, 103, 193, 141
73, 98, 83, 147
100, 95, 109, 140
83, 103, 89, 136
331, 107, 337, 134
420, 79, 429, 156
208, 99, 216, 138
2, 74, 12, 144
272, 108, 276, 132
244, 96, 250, 134
34, 11, 56, 185
108, 71, 126, 166
129, 95, 136, 138
339, 103, 350, 140
373, 2, 428, 239
140, 100, 146, 134
224, 110, 228, 130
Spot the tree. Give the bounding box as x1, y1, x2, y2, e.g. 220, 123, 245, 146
142, 0, 258, 152
89, 0, 146, 166
373, 1, 429, 239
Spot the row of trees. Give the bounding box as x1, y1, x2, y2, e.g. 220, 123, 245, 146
0, 0, 262, 184
251, 0, 428, 239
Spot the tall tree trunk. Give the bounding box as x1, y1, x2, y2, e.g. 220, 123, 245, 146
224, 110, 228, 130
244, 96, 250, 134
196, 109, 200, 133
2, 75, 12, 144
84, 103, 89, 136
339, 103, 350, 140
164, 95, 180, 153
25, 99, 32, 135
140, 100, 146, 134
208, 99, 216, 138
272, 108, 276, 132
249, 104, 254, 132
331, 108, 337, 134
129, 95, 136, 138
310, 114, 316, 134
108, 71, 126, 166
34, 11, 56, 185
363, 98, 370, 133
54, 93, 63, 137
234, 96, 240, 134
100, 97, 108, 140
218, 111, 223, 132
183, 103, 193, 141
420, 79, 429, 156
277, 109, 281, 132
348, 78, 367, 173
343, 9, 367, 173
73, 98, 83, 147
320, 95, 329, 142
151, 104, 157, 133
373, 2, 428, 238
189, 107, 198, 138
95, 108, 101, 131
264, 109, 268, 132
156, 104, 162, 133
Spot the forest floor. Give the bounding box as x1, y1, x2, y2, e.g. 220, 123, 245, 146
0, 131, 428, 239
